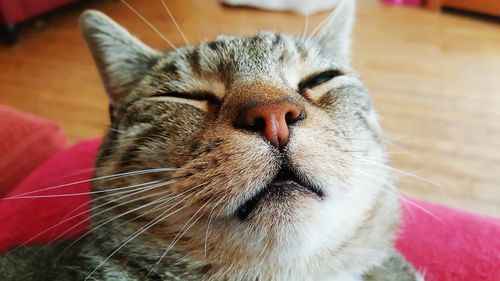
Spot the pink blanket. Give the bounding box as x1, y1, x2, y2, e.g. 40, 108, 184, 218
1, 139, 499, 281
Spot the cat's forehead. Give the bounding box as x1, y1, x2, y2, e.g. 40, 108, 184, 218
148, 32, 344, 96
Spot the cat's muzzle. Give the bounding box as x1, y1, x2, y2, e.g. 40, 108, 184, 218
236, 166, 324, 221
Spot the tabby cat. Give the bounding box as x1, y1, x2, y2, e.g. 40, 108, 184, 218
0, 1, 423, 280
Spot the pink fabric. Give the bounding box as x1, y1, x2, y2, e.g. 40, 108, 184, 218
397, 200, 500, 281
0, 105, 66, 196
1, 139, 500, 281
0, 139, 99, 253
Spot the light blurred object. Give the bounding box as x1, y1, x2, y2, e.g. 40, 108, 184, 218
381, 0, 422, 6
221, 0, 340, 15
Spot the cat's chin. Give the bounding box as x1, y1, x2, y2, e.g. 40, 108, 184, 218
236, 167, 324, 221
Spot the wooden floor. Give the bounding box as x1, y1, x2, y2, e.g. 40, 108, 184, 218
0, 0, 499, 217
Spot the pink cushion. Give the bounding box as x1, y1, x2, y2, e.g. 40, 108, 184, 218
0, 105, 66, 196
397, 200, 500, 281
1, 139, 499, 281
0, 139, 99, 253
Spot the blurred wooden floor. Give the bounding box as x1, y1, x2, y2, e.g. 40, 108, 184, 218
0, 0, 499, 217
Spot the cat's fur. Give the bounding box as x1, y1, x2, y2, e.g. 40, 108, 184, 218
0, 1, 423, 280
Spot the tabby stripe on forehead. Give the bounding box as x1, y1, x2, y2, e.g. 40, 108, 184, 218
161, 62, 179, 76
272, 34, 282, 46
208, 41, 221, 51
294, 40, 308, 59
188, 48, 202, 75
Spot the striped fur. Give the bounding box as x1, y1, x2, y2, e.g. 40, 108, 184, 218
0, 2, 422, 280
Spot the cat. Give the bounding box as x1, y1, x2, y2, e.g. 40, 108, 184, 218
0, 1, 423, 280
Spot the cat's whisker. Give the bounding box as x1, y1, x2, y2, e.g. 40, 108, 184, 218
204, 196, 226, 258
349, 169, 444, 223
87, 181, 207, 238
4, 180, 165, 199
119, 0, 177, 50
85, 200, 191, 280
70, 176, 211, 250
301, 14, 309, 40
160, 0, 190, 46
1, 168, 178, 199
245, 227, 268, 246
62, 174, 184, 221
100, 168, 181, 181
147, 199, 213, 277
245, 234, 270, 272
307, 7, 336, 40
109, 128, 128, 134
384, 139, 421, 161
353, 156, 444, 189
29, 180, 176, 252
82, 179, 212, 279
56, 175, 198, 236
399, 196, 445, 224
57, 187, 193, 257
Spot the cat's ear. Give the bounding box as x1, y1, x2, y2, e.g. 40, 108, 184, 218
314, 0, 355, 62
80, 10, 160, 105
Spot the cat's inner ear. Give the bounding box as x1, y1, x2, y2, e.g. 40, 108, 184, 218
80, 10, 160, 105
314, 0, 355, 62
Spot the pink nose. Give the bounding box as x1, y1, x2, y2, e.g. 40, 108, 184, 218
238, 102, 305, 149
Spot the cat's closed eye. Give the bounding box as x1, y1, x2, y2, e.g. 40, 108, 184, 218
298, 69, 343, 93
150, 91, 220, 105
149, 91, 221, 115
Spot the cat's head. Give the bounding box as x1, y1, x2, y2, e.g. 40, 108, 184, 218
81, 1, 398, 278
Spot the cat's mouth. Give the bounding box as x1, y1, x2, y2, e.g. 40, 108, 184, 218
236, 167, 324, 221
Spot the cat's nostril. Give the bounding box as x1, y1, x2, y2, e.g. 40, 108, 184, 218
252, 117, 266, 131
236, 101, 305, 149
285, 109, 304, 125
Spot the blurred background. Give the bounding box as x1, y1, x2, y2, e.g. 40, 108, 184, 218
0, 0, 499, 216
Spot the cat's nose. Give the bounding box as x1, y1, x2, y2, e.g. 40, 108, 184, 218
237, 101, 305, 149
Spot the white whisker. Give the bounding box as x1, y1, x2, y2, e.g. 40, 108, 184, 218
307, 9, 336, 40
84, 201, 190, 280
57, 189, 184, 257
399, 197, 445, 224
86, 181, 206, 241
26, 180, 174, 252
4, 180, 165, 199
349, 170, 443, 224
147, 199, 212, 277
160, 0, 190, 46
301, 14, 309, 40
204, 196, 225, 258
2, 168, 177, 199
119, 0, 177, 50
354, 156, 444, 189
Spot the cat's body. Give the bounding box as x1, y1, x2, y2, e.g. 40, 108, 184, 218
0, 1, 423, 280
1, 242, 419, 280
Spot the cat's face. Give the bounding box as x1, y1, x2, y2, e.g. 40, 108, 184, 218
82, 2, 398, 279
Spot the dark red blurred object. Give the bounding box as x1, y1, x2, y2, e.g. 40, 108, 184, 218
0, 0, 78, 25
1, 138, 500, 281
0, 0, 80, 44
